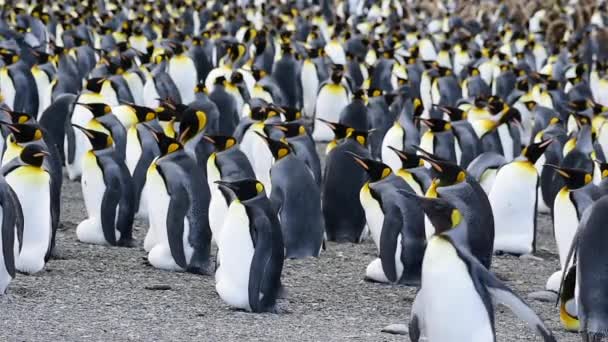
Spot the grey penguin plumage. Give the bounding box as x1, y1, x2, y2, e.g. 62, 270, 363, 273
272, 122, 322, 186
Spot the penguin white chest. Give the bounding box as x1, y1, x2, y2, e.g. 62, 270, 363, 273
7, 167, 51, 274
0, 68, 15, 109
422, 237, 494, 342
489, 161, 538, 255
381, 124, 405, 172
313, 85, 349, 141
144, 164, 171, 253
216, 202, 255, 311
359, 184, 384, 250
553, 189, 579, 269
301, 61, 319, 118
125, 126, 143, 175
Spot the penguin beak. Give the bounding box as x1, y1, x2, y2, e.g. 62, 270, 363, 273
420, 118, 433, 128
75, 102, 93, 111
71, 124, 94, 139
544, 164, 570, 178
254, 131, 270, 144
0, 120, 19, 133
316, 118, 336, 129
33, 150, 50, 157
202, 135, 216, 144
411, 145, 443, 170
273, 124, 289, 132
179, 126, 191, 143
140, 122, 161, 142
387, 146, 408, 160
345, 151, 369, 170
214, 180, 236, 193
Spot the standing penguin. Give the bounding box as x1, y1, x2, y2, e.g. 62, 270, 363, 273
204, 135, 255, 245
313, 64, 350, 141
168, 42, 198, 105
272, 44, 302, 108
73, 125, 135, 247
408, 195, 557, 342
490, 139, 553, 255
419, 118, 457, 163
215, 179, 284, 313
2, 145, 51, 274
349, 154, 425, 285
144, 132, 212, 275
322, 129, 370, 242
272, 122, 322, 186
256, 133, 324, 259
0, 173, 23, 294
544, 165, 598, 293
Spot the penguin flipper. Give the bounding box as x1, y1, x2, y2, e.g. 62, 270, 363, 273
115, 165, 136, 245
65, 124, 77, 165
1, 190, 17, 277
166, 191, 189, 270
248, 214, 281, 313
378, 206, 402, 283
100, 181, 121, 246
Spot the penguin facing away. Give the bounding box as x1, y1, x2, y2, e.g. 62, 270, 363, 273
215, 179, 284, 313
408, 194, 557, 342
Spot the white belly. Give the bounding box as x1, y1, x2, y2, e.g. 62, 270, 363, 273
144, 164, 170, 253
66, 104, 94, 180
489, 162, 538, 255
0, 68, 15, 110
301, 61, 319, 118
241, 129, 273, 193
169, 56, 197, 104
381, 124, 404, 172
553, 190, 579, 269
143, 75, 160, 109
7, 167, 51, 274
422, 237, 494, 342
124, 72, 144, 105
360, 186, 384, 250
312, 86, 349, 141
209, 187, 228, 245
32, 69, 51, 119
216, 201, 254, 311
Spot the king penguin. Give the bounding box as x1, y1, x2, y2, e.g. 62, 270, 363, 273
2, 145, 51, 274
256, 133, 324, 259
168, 42, 198, 105
144, 131, 212, 275
215, 179, 284, 313
408, 194, 557, 342
72, 125, 135, 247
0, 171, 23, 294
490, 139, 553, 255
349, 154, 425, 285
312, 64, 350, 141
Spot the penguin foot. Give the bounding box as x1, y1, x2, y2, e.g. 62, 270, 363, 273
187, 261, 214, 276
117, 237, 137, 248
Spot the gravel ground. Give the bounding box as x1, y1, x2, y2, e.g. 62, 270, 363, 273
0, 168, 580, 341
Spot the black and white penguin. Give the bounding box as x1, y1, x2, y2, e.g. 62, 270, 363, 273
2, 145, 51, 274
72, 125, 135, 247
256, 133, 324, 259
0, 172, 22, 294
215, 179, 284, 313
409, 195, 557, 342
322, 129, 370, 242
490, 139, 553, 255
313, 64, 350, 141
272, 121, 322, 186
349, 154, 425, 285
144, 131, 212, 274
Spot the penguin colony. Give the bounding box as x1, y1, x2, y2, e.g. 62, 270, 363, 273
1, 0, 608, 340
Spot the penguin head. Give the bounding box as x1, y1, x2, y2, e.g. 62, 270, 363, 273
215, 179, 266, 202
194, 82, 208, 94
230, 71, 244, 85
272, 122, 306, 138
419, 118, 452, 132
178, 110, 207, 143
250, 104, 282, 121
487, 96, 508, 115
122, 104, 153, 123
279, 107, 302, 121
0, 48, 19, 65
414, 146, 466, 186
147, 126, 183, 156
317, 118, 353, 141
19, 144, 49, 168
436, 105, 466, 121
31, 50, 52, 65
352, 89, 368, 103
4, 109, 32, 124
388, 146, 424, 169
85, 78, 107, 93
202, 135, 237, 152
156, 98, 187, 122
77, 102, 112, 118
72, 124, 113, 150
545, 164, 592, 190
254, 132, 291, 161
521, 139, 552, 164
0, 121, 43, 143
345, 128, 369, 146
251, 67, 268, 81
330, 64, 345, 84
347, 152, 392, 183
401, 189, 462, 234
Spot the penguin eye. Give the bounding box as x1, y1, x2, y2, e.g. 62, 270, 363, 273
255, 182, 264, 193
450, 209, 462, 227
